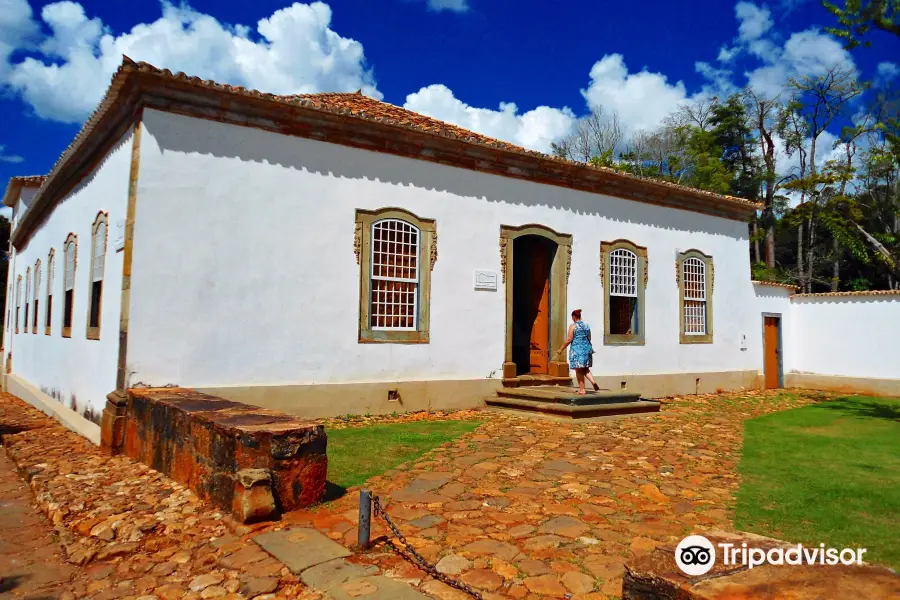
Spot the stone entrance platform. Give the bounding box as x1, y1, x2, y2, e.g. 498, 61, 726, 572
623, 531, 900, 599
121, 388, 328, 523
486, 385, 661, 419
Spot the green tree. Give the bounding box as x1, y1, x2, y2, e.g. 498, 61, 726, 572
823, 0, 900, 48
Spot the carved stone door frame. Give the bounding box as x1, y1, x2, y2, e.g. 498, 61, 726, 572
499, 224, 572, 383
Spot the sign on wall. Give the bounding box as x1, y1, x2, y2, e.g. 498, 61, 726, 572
474, 270, 498, 291
114, 218, 125, 252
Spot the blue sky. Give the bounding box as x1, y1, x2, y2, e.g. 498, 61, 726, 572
1, 0, 898, 187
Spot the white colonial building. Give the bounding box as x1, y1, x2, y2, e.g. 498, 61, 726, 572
4, 58, 899, 443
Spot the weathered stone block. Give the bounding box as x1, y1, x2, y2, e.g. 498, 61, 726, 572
233, 468, 276, 524
122, 388, 327, 522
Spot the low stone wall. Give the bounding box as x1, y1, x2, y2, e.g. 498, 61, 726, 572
120, 388, 327, 523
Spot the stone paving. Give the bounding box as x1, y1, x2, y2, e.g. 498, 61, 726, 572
0, 393, 320, 600
0, 389, 838, 600
273, 389, 832, 600
0, 443, 75, 598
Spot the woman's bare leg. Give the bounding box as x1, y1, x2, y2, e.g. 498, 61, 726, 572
584, 368, 599, 391
575, 368, 586, 394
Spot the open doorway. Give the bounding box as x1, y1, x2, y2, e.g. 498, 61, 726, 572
512, 235, 557, 375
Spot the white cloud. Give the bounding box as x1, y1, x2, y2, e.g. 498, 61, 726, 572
581, 54, 704, 134
425, 0, 469, 12
717, 45, 739, 63
735, 1, 773, 41
1, 1, 380, 123
746, 28, 857, 97
0, 145, 25, 163
403, 84, 576, 153
877, 61, 899, 82
0, 0, 39, 78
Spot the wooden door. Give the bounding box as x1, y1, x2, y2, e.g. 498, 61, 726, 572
529, 267, 551, 374
764, 316, 781, 389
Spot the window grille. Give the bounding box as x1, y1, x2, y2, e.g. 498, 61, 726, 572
370, 219, 419, 330
92, 221, 106, 282
609, 248, 638, 297
46, 251, 55, 330
682, 257, 707, 334
34, 262, 41, 303
65, 241, 76, 291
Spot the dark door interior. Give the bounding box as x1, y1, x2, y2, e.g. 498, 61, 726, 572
512, 235, 557, 375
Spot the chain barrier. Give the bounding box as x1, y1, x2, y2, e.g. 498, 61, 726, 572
372, 495, 483, 600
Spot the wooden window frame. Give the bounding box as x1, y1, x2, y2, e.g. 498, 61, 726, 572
32, 259, 41, 334
355, 208, 436, 344
62, 233, 77, 339
676, 249, 714, 344
600, 239, 647, 345
86, 212, 108, 340
45, 249, 54, 335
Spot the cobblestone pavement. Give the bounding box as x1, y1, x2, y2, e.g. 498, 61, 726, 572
0, 444, 74, 599
0, 393, 320, 600
0, 389, 834, 600
275, 389, 832, 600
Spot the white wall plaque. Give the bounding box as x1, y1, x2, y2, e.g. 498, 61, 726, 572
114, 218, 126, 252
474, 270, 498, 291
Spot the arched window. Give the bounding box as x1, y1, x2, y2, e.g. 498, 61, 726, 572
15, 276, 22, 334
63, 234, 77, 338
677, 250, 714, 343
600, 240, 647, 345
87, 213, 108, 339
46, 249, 55, 334
33, 260, 41, 333
24, 268, 30, 334
355, 208, 436, 343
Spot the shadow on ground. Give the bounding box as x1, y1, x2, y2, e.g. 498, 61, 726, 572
818, 396, 900, 422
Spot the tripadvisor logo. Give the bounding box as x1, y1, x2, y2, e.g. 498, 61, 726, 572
675, 535, 868, 576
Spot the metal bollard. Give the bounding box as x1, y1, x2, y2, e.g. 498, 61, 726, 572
358, 489, 372, 549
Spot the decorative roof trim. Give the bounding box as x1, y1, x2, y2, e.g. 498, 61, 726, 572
752, 280, 799, 292
3, 176, 47, 208
793, 289, 900, 298
10, 57, 762, 248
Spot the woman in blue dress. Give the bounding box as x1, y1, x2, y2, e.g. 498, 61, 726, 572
556, 309, 600, 395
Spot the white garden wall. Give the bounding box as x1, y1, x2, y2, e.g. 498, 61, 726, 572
791, 294, 900, 383
126, 109, 761, 396
3, 127, 133, 425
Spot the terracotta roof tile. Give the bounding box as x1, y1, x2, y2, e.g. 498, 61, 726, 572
12, 57, 763, 246
793, 289, 900, 298
291, 92, 523, 152
2, 175, 48, 207
752, 280, 799, 291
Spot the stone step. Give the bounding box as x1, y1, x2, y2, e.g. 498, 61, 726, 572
485, 395, 661, 419
497, 385, 642, 405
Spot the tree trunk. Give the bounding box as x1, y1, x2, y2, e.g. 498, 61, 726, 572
752, 221, 761, 264
807, 215, 817, 292
766, 224, 776, 268
797, 221, 805, 291
831, 236, 840, 292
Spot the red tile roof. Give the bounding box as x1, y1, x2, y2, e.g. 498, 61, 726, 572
793, 289, 900, 298
2, 176, 47, 208
752, 280, 799, 292
12, 57, 763, 247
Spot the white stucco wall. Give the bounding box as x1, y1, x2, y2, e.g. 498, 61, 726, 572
127, 109, 762, 391
752, 284, 794, 375
791, 295, 900, 380
3, 128, 132, 421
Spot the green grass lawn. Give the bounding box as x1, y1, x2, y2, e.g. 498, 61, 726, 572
326, 420, 481, 490
735, 395, 900, 569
